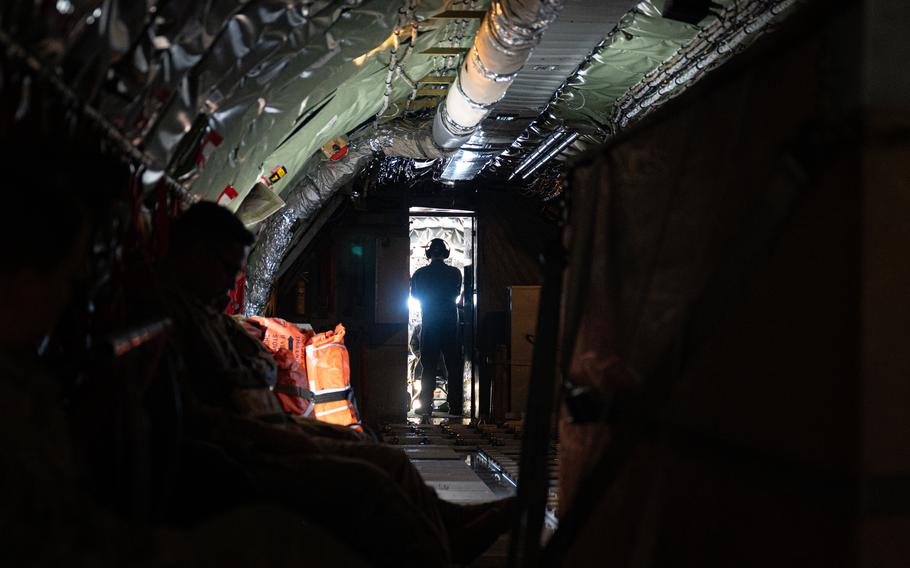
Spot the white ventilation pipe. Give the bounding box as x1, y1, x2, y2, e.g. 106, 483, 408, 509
432, 0, 564, 149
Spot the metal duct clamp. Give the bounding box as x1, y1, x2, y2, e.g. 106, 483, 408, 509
432, 101, 475, 149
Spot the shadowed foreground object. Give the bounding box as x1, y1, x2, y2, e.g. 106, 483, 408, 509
0, 0, 908, 566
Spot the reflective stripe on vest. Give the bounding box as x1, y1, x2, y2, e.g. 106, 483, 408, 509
315, 404, 354, 419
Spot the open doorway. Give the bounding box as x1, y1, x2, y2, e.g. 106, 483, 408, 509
407, 210, 476, 418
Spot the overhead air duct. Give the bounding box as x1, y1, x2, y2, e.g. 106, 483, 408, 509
244, 120, 455, 315
432, 0, 564, 149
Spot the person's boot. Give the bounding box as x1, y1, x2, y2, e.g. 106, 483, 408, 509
446, 400, 463, 417
416, 402, 433, 422
439, 496, 515, 565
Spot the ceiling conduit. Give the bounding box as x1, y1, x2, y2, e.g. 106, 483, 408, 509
432, 0, 565, 149
244, 119, 454, 315
247, 0, 567, 314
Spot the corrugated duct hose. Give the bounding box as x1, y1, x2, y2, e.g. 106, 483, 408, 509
246, 0, 566, 315
246, 0, 565, 314
432, 0, 564, 149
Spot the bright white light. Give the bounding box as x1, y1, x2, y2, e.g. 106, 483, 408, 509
56, 0, 74, 15
92, 7, 102, 18
407, 296, 420, 313
412, 400, 421, 410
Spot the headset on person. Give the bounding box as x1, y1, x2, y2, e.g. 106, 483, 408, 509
425, 238, 450, 259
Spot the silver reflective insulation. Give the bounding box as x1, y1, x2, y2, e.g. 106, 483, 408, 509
437, 0, 635, 181
0, 24, 196, 203
375, 156, 442, 186
107, 1, 251, 146
484, 0, 562, 55
409, 216, 469, 259
370, 120, 455, 161
64, 0, 451, 209
140, 1, 399, 196
610, 0, 800, 129
1, 0, 805, 311
244, 119, 455, 315
257, 0, 452, 206
245, 135, 377, 316
487, 0, 801, 185
63, 0, 157, 99
5, 0, 803, 200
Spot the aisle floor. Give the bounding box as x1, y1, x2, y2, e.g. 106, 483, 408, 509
385, 422, 520, 566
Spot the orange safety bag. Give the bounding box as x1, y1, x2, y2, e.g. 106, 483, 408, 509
248, 317, 315, 417
305, 323, 362, 430
248, 317, 312, 365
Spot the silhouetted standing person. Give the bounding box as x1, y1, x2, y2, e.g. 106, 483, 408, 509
410, 239, 463, 416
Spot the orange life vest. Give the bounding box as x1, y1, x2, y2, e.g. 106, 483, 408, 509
248, 316, 312, 364
305, 324, 362, 431
249, 318, 362, 430
271, 347, 313, 417
248, 317, 315, 416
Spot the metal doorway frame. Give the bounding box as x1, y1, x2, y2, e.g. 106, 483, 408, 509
407, 209, 478, 418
